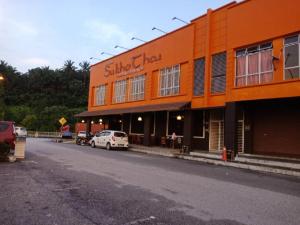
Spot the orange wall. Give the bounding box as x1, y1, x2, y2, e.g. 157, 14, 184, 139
89, 25, 194, 112
88, 0, 300, 113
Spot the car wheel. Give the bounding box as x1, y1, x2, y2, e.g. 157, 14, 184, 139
106, 143, 111, 151
91, 141, 96, 148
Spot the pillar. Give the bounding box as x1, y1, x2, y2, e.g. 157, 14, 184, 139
224, 102, 238, 155
143, 112, 151, 146
86, 118, 91, 133
183, 110, 193, 150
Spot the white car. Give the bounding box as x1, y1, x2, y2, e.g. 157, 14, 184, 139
91, 130, 128, 150
15, 126, 27, 137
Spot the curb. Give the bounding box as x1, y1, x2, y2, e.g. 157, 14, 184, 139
128, 148, 300, 178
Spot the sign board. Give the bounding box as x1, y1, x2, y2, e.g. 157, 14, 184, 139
59, 117, 67, 126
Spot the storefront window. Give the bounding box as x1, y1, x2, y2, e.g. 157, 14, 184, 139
130, 114, 144, 134
193, 111, 205, 138
167, 111, 184, 136
159, 65, 180, 96
284, 34, 300, 79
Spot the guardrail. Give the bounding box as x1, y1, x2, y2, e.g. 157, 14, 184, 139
27, 131, 76, 138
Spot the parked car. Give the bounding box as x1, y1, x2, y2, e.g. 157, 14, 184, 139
91, 130, 128, 150
76, 131, 94, 145
15, 126, 27, 137
0, 121, 16, 157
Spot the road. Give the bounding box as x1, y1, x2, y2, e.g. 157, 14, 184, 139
0, 138, 299, 225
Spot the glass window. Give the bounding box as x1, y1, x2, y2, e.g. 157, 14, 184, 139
95, 84, 106, 106
235, 42, 273, 86
114, 79, 127, 103
211, 52, 227, 93
129, 75, 145, 101
159, 64, 180, 96
284, 34, 300, 80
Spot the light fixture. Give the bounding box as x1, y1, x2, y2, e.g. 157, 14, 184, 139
176, 115, 182, 121
100, 122, 103, 125
115, 45, 129, 50
91, 121, 94, 124
0, 74, 4, 81
172, 17, 189, 25
101, 52, 115, 56
119, 120, 122, 123
81, 120, 85, 123
99, 118, 103, 123
152, 27, 167, 34
131, 37, 147, 43
138, 116, 142, 121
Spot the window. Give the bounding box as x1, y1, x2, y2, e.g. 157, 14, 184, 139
114, 79, 127, 103
194, 58, 205, 96
129, 74, 145, 101
94, 85, 106, 106
159, 65, 180, 96
284, 34, 300, 79
211, 52, 227, 93
236, 42, 273, 86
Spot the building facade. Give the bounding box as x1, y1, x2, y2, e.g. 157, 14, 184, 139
76, 0, 300, 158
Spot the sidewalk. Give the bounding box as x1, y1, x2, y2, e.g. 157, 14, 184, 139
128, 144, 300, 177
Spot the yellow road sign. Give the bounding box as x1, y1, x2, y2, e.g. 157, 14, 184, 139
59, 117, 67, 126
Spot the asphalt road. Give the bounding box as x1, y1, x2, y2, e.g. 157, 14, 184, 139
0, 138, 299, 225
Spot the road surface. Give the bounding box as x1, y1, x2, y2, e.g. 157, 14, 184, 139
0, 138, 299, 225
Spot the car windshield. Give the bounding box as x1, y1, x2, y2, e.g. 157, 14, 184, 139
0, 122, 9, 132
114, 132, 126, 137
21, 128, 26, 131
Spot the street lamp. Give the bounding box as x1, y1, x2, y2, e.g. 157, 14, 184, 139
101, 52, 115, 57
115, 45, 129, 50
131, 37, 147, 43
89, 57, 101, 60
172, 17, 189, 25
152, 27, 167, 34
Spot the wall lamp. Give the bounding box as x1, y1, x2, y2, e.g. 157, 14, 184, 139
172, 17, 189, 25
138, 116, 143, 122
101, 52, 115, 56
131, 37, 147, 43
176, 115, 182, 121
115, 45, 129, 50
152, 27, 167, 34
81, 120, 85, 123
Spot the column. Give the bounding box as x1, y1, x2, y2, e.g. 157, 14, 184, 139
143, 112, 151, 146
86, 118, 91, 133
183, 110, 193, 150
224, 102, 238, 155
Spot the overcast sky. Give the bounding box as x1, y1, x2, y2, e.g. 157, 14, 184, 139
0, 0, 232, 72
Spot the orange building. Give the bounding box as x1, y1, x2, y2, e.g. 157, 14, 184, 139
76, 0, 300, 158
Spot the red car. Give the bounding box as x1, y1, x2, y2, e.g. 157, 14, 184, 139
0, 121, 16, 156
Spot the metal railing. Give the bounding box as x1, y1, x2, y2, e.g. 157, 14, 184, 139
27, 131, 76, 138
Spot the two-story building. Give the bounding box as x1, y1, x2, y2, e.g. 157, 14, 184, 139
76, 0, 300, 158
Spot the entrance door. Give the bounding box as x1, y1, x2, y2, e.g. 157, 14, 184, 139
209, 120, 224, 151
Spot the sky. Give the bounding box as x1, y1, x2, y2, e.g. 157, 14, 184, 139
0, 0, 233, 72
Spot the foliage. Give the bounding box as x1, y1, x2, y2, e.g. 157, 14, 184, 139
0, 60, 90, 131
